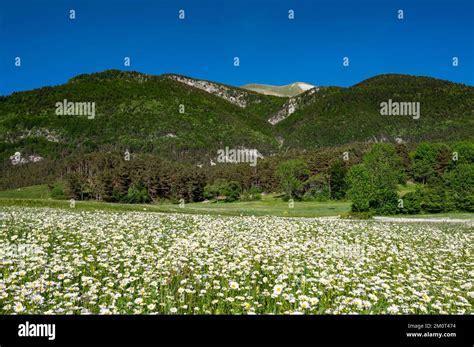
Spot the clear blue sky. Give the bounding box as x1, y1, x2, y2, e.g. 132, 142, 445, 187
1, 0, 473, 95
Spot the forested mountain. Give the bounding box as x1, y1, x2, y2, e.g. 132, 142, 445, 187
275, 74, 474, 148
0, 70, 285, 162
1, 70, 473, 166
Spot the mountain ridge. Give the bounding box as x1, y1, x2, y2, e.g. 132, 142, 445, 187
1, 70, 472, 164
241, 82, 316, 97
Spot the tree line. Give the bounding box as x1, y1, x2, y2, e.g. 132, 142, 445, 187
1, 141, 472, 216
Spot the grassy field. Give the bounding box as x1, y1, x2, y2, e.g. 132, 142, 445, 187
0, 190, 351, 218
1, 185, 473, 219
0, 185, 52, 199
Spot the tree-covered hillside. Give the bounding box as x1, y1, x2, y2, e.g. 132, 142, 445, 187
1, 71, 473, 166
0, 70, 285, 162
275, 74, 473, 148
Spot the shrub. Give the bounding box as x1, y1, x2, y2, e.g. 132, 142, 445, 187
363, 143, 404, 188
443, 163, 474, 212
204, 179, 241, 202
346, 164, 372, 212
64, 173, 84, 200
50, 183, 66, 200
203, 181, 220, 200
328, 160, 348, 200
451, 142, 474, 166
411, 143, 450, 183
421, 190, 446, 213
399, 191, 422, 214
221, 181, 241, 202
124, 183, 151, 204
346, 160, 400, 215
420, 179, 450, 213
303, 174, 330, 201
240, 186, 262, 201
275, 160, 310, 200
112, 189, 125, 203
369, 188, 399, 215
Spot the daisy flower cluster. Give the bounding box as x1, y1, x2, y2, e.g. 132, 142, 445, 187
0, 207, 472, 314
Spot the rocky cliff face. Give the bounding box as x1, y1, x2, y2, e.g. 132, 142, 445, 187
10, 152, 44, 165
166, 75, 322, 126
166, 75, 252, 108
268, 88, 319, 125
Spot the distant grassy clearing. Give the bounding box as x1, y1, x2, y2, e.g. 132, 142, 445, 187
0, 186, 351, 218
0, 185, 51, 199
0, 185, 472, 220
0, 195, 351, 218
397, 182, 419, 197
158, 194, 351, 217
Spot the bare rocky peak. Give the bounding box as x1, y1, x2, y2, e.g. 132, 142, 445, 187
241, 81, 317, 97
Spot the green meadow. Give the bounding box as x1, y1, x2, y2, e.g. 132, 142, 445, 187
0, 184, 472, 220
0, 185, 350, 217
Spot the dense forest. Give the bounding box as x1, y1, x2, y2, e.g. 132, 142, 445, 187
2, 141, 472, 216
